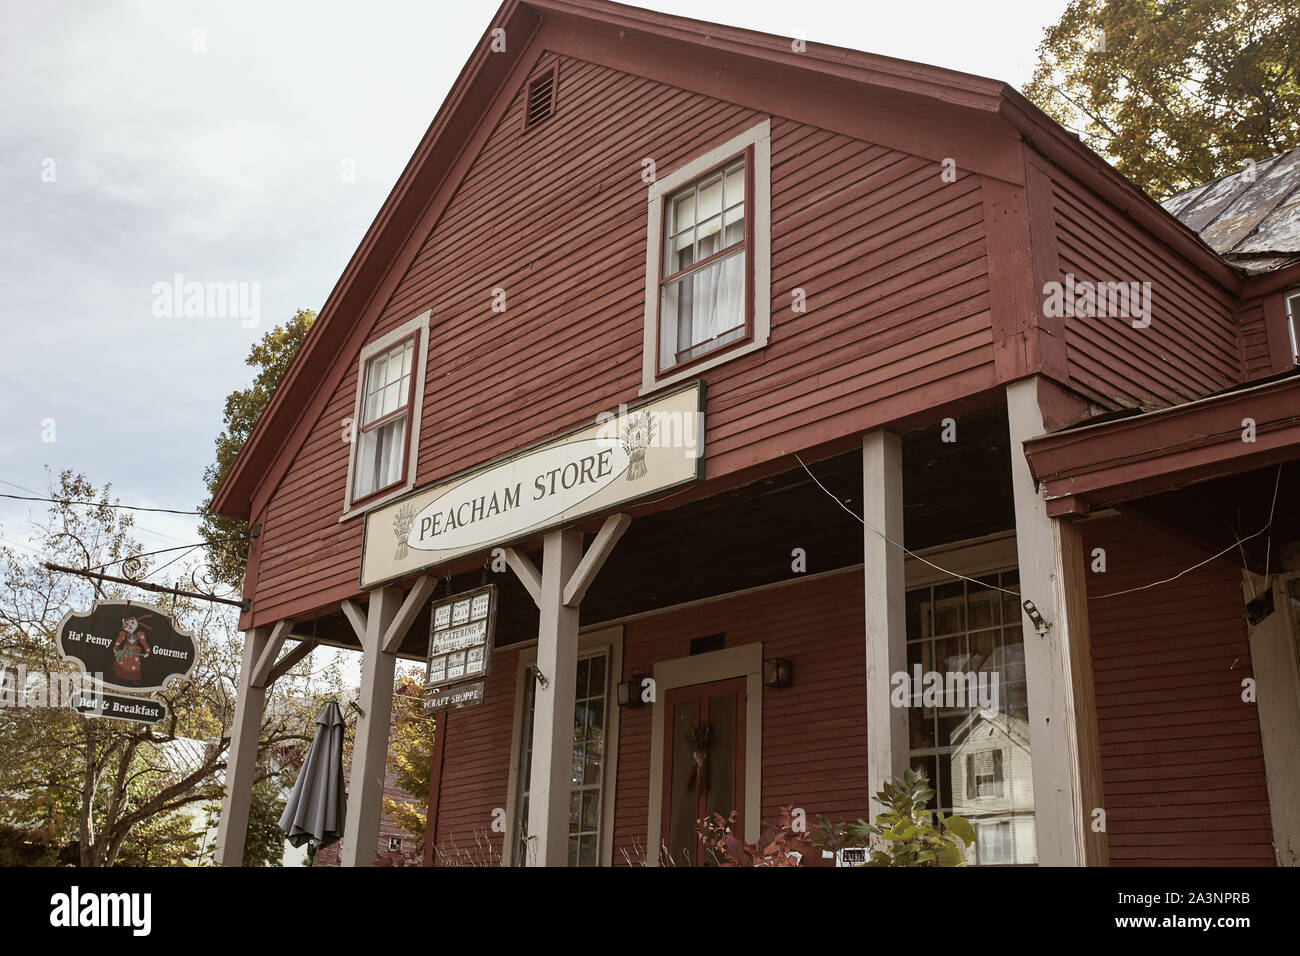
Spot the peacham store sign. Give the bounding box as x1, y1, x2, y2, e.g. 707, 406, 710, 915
361, 382, 704, 588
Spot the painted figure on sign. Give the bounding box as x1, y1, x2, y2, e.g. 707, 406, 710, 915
112, 614, 152, 683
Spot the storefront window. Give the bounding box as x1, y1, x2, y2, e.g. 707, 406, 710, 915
512, 651, 608, 866
905, 569, 1037, 865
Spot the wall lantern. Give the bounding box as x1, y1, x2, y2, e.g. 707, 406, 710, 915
617, 675, 647, 708
764, 658, 793, 688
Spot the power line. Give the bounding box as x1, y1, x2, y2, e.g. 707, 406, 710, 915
0, 492, 206, 516
0, 478, 194, 546
794, 453, 1022, 597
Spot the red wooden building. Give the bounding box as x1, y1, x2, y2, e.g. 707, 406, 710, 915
212, 0, 1300, 867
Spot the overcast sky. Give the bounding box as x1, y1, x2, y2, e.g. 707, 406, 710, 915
0, 0, 1068, 602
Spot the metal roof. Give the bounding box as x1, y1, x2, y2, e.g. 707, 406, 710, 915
1161, 147, 1300, 275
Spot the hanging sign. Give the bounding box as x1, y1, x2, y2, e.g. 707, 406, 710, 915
71, 690, 168, 726
361, 381, 704, 588
423, 680, 486, 716
56, 600, 199, 693
423, 585, 496, 715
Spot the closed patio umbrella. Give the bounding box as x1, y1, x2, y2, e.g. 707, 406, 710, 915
280, 700, 347, 857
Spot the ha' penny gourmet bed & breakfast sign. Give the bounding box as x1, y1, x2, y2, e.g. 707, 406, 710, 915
423, 585, 496, 715
56, 600, 198, 693
360, 382, 704, 589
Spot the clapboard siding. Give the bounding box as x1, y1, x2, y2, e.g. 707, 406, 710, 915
1043, 169, 1242, 410
427, 645, 521, 864
250, 48, 999, 624
1084, 514, 1274, 866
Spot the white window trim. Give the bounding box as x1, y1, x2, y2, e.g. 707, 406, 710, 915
640, 119, 772, 396
501, 625, 624, 867
340, 310, 431, 521
644, 641, 764, 865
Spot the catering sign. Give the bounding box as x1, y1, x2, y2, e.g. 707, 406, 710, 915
361, 381, 704, 588
56, 600, 198, 693
424, 585, 496, 689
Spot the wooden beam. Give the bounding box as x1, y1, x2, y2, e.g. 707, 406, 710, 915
563, 514, 631, 607
1007, 376, 1108, 866
267, 638, 319, 686
526, 528, 583, 866
341, 586, 401, 867
383, 575, 437, 654
214, 627, 269, 866
250, 619, 293, 688
341, 598, 368, 642
504, 548, 543, 608
862, 431, 909, 818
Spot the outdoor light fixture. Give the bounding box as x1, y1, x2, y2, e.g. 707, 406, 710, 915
764, 658, 793, 688
618, 676, 646, 708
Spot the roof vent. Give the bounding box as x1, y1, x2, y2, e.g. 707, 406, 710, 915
524, 67, 557, 130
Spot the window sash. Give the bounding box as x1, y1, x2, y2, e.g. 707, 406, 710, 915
656, 155, 749, 374
351, 332, 418, 503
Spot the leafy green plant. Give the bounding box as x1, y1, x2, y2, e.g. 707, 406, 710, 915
810, 767, 976, 867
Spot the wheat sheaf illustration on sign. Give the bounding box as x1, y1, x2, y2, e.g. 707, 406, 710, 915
392, 502, 417, 559
621, 411, 656, 481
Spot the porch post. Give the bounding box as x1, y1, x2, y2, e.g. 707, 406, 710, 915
862, 430, 909, 816
525, 527, 583, 866
1244, 574, 1300, 865
1006, 377, 1107, 866
214, 626, 269, 866
340, 585, 402, 867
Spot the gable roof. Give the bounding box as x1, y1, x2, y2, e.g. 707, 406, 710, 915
1162, 147, 1300, 275
211, 0, 1240, 521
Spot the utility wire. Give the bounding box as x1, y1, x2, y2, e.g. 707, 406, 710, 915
799, 452, 1286, 605
794, 453, 1022, 597
0, 491, 206, 516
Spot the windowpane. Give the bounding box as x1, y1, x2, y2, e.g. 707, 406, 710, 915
697, 172, 723, 220
906, 571, 1037, 865
659, 249, 746, 371
352, 414, 406, 499
361, 340, 413, 427
513, 651, 609, 866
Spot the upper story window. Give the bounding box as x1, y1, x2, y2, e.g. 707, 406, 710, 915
641, 120, 771, 395
354, 337, 415, 500
659, 157, 748, 371
343, 309, 430, 517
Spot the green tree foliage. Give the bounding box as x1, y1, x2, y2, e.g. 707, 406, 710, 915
381, 673, 436, 852
199, 309, 316, 591
1024, 0, 1300, 198
0, 472, 329, 865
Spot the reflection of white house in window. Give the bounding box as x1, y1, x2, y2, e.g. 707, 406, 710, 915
950, 710, 1036, 865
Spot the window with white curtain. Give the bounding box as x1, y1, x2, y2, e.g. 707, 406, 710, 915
640, 120, 771, 395
658, 157, 748, 371
352, 335, 415, 501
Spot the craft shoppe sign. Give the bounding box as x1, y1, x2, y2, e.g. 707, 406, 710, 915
361, 382, 704, 588
56, 601, 198, 693
423, 585, 496, 715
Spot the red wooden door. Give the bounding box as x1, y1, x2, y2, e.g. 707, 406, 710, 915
660, 676, 747, 866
